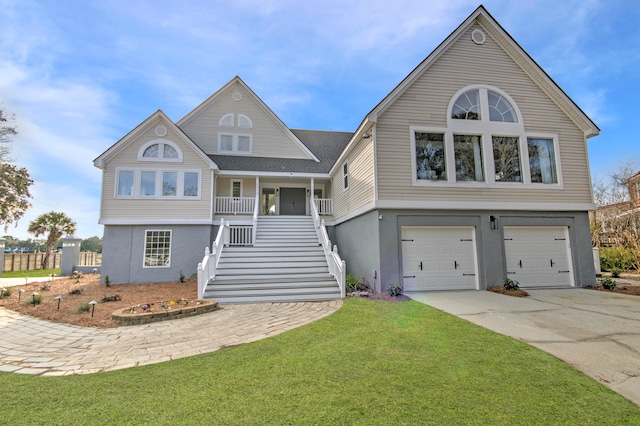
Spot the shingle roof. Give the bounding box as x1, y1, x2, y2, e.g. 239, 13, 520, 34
209, 129, 352, 174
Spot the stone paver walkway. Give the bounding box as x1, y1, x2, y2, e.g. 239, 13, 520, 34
0, 300, 341, 376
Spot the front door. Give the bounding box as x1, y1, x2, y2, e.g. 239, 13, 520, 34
279, 188, 306, 215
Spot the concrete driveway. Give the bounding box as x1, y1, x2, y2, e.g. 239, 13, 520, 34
408, 288, 640, 405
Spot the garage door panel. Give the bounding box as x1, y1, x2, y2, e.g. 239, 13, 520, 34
402, 226, 478, 291
504, 226, 574, 288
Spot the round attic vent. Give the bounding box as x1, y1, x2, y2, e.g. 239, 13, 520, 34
154, 125, 167, 137
471, 29, 486, 45
232, 92, 242, 102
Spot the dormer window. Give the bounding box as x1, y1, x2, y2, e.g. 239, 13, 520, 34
138, 140, 183, 162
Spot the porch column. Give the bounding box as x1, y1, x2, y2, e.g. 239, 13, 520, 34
255, 176, 260, 214
310, 178, 315, 214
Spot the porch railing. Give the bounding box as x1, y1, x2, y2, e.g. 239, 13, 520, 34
215, 197, 255, 215
310, 199, 345, 298
314, 198, 333, 215
198, 218, 226, 299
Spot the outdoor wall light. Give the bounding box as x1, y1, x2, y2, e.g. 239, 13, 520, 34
306, 189, 310, 196
275, 188, 279, 196
490, 215, 499, 230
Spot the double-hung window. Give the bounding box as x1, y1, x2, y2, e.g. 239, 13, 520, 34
342, 162, 349, 190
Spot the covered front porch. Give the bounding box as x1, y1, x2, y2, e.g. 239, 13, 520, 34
213, 176, 333, 218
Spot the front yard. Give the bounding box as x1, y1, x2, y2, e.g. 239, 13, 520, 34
0, 298, 638, 424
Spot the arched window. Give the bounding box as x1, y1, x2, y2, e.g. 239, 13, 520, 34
451, 89, 480, 120
238, 114, 253, 128
219, 113, 234, 127
488, 91, 517, 122
138, 140, 183, 162
409, 85, 560, 187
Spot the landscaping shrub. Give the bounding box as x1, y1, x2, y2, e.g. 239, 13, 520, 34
600, 277, 617, 291
503, 278, 520, 291
25, 294, 42, 305
610, 268, 621, 278
1, 288, 11, 298
76, 302, 90, 314
346, 274, 367, 293
103, 275, 111, 287
387, 281, 403, 297
599, 246, 638, 271
71, 270, 83, 283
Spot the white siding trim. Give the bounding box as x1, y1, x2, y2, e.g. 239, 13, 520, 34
374, 200, 595, 211
100, 219, 215, 225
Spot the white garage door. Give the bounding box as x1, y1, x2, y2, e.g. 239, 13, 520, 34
401, 226, 478, 291
503, 226, 574, 287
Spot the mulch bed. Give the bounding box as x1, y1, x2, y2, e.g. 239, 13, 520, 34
487, 286, 529, 297
0, 274, 197, 328
347, 291, 411, 302
587, 285, 640, 296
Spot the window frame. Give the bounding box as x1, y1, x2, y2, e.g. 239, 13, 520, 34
218, 133, 253, 155
116, 170, 135, 197
342, 161, 349, 191
143, 229, 172, 268
114, 168, 202, 199
409, 85, 562, 189
230, 180, 243, 198
137, 140, 183, 163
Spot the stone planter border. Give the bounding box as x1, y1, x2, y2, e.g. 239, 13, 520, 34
112, 300, 219, 326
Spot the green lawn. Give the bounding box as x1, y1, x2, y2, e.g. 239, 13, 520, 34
0, 298, 638, 424
0, 268, 61, 278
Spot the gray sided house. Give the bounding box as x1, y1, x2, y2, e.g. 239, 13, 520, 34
94, 6, 599, 302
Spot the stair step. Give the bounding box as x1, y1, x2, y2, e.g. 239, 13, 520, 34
203, 215, 339, 304
206, 293, 340, 304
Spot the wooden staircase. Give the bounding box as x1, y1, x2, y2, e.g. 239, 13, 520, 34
202, 216, 341, 303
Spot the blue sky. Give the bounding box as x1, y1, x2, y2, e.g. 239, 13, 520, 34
0, 0, 638, 239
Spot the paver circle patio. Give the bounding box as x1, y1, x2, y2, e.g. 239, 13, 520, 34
0, 300, 341, 376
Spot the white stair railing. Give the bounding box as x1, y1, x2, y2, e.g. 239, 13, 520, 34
311, 199, 346, 298
197, 218, 227, 299
314, 198, 333, 215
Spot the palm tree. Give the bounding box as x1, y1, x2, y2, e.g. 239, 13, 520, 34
27, 211, 76, 269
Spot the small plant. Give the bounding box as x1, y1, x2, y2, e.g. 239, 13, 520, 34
600, 277, 617, 291
25, 293, 42, 305
503, 278, 520, 291
346, 274, 363, 293
1, 287, 10, 298
610, 268, 621, 278
104, 275, 111, 287
76, 302, 90, 313
387, 281, 403, 297
71, 270, 83, 283
40, 283, 51, 291
179, 270, 185, 283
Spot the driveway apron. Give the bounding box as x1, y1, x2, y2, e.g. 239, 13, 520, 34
409, 288, 640, 406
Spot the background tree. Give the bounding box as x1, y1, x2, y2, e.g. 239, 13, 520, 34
27, 212, 76, 269
81, 235, 103, 253
0, 108, 33, 231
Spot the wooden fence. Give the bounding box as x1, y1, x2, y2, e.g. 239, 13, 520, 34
2, 252, 101, 272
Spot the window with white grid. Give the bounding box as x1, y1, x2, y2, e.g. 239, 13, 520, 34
144, 230, 171, 268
